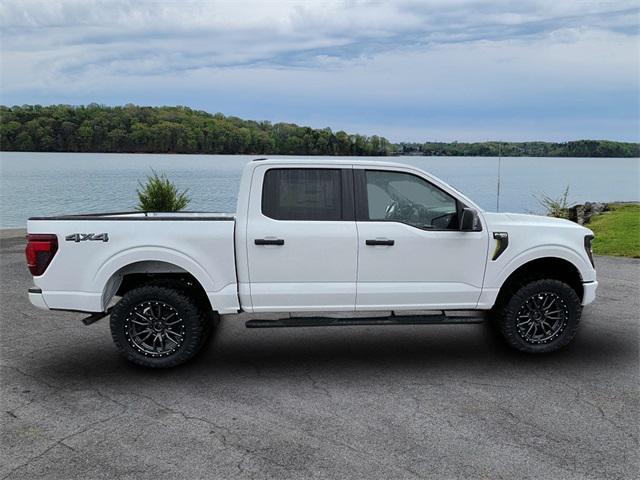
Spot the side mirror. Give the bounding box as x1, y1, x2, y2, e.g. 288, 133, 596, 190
460, 208, 482, 231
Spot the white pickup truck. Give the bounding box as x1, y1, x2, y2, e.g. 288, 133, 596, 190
26, 159, 598, 368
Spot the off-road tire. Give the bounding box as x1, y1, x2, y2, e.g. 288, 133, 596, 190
144, 278, 218, 351
198, 309, 219, 351
496, 279, 582, 353
110, 285, 207, 368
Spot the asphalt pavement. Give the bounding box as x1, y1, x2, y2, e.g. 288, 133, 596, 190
1, 230, 638, 479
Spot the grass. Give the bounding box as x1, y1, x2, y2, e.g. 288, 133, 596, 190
588, 203, 640, 258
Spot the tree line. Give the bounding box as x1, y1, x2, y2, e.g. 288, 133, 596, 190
396, 140, 640, 158
1, 104, 638, 157
0, 104, 392, 156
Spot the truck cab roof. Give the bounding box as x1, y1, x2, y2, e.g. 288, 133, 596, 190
251, 157, 415, 169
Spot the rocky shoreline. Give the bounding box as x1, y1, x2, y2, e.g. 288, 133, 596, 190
568, 201, 639, 225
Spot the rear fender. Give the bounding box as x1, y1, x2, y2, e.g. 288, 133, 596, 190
93, 247, 219, 311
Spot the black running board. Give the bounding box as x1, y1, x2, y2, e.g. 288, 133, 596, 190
246, 313, 486, 329
81, 308, 111, 326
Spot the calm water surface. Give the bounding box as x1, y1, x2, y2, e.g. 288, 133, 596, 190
1, 152, 638, 228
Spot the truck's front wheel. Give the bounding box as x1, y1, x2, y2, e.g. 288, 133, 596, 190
496, 279, 582, 353
110, 285, 207, 368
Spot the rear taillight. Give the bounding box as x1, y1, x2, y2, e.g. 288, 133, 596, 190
25, 234, 58, 276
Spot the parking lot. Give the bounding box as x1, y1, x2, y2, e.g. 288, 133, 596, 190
1, 230, 638, 479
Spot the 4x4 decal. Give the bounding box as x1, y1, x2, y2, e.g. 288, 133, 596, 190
65, 233, 109, 242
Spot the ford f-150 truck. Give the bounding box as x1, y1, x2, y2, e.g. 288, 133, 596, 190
26, 159, 598, 368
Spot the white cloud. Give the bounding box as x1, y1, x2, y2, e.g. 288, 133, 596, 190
0, 0, 638, 141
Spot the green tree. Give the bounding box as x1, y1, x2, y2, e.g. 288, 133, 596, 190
136, 170, 191, 212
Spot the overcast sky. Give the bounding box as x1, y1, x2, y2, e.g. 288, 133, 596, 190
1, 0, 638, 142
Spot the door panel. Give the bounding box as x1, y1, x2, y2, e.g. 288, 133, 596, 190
247, 166, 358, 312
355, 168, 489, 310
356, 222, 487, 309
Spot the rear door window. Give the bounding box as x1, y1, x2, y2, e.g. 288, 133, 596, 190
262, 168, 343, 221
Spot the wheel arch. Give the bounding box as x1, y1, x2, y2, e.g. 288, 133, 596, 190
495, 256, 584, 307
94, 247, 217, 311
492, 244, 591, 289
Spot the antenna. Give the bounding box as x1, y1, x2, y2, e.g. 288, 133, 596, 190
496, 142, 502, 212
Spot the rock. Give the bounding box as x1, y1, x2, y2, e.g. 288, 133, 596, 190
568, 202, 608, 225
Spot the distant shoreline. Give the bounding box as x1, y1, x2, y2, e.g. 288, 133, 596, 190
2, 105, 639, 158
2, 151, 639, 159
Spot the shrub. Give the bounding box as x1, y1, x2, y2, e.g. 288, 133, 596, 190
536, 185, 573, 219
136, 170, 190, 212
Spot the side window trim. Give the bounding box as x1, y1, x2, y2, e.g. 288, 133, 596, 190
354, 169, 369, 220
261, 167, 355, 222
341, 169, 355, 221
354, 168, 463, 231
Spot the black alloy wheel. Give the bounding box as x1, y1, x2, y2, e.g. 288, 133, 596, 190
110, 285, 209, 368
125, 300, 186, 357
515, 292, 569, 345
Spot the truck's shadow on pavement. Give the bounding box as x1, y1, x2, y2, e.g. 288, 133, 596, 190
28, 318, 634, 386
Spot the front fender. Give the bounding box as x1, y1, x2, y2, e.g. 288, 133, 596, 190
492, 244, 594, 289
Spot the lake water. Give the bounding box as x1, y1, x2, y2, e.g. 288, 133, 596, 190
1, 152, 638, 228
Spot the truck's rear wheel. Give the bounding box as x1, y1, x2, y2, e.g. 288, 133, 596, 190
110, 285, 207, 368
496, 279, 582, 353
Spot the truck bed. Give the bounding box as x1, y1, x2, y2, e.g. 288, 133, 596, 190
27, 211, 240, 314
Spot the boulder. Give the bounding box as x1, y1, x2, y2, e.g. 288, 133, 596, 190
568, 202, 608, 225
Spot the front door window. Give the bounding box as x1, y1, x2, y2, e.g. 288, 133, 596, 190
364, 170, 459, 230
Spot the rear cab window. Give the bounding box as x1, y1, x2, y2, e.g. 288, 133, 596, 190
262, 168, 349, 221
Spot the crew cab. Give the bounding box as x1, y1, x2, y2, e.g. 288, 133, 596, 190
26, 159, 598, 367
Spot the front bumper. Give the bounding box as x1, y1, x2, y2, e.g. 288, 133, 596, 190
582, 281, 598, 306
28, 287, 49, 310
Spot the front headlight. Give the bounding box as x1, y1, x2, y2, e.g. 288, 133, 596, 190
584, 234, 595, 268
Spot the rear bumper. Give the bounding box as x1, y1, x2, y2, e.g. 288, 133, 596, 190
582, 281, 598, 306
28, 287, 49, 310
27, 288, 103, 312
